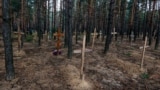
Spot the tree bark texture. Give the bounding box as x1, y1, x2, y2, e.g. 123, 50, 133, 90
2, 0, 15, 80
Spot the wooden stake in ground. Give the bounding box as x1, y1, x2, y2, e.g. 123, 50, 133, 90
141, 36, 148, 71
80, 32, 86, 80
91, 28, 97, 49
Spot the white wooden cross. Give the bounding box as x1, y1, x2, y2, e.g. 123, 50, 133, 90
111, 27, 117, 38
139, 46, 149, 49
140, 36, 148, 71
91, 30, 102, 40
73, 30, 93, 54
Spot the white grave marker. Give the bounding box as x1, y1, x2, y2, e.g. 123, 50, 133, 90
139, 46, 149, 49
111, 27, 117, 38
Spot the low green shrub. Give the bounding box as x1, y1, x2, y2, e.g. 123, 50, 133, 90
140, 73, 149, 79
25, 34, 33, 42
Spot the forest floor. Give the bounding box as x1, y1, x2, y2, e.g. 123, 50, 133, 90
0, 36, 160, 90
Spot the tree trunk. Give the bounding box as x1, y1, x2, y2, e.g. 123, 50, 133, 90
37, 0, 42, 46
104, 0, 115, 54
43, 0, 47, 34
129, 0, 136, 42
68, 0, 73, 59
51, 0, 56, 40
64, 0, 68, 48
120, 0, 126, 41
86, 0, 93, 45
51, 0, 54, 39
2, 0, 15, 80
53, 0, 56, 34
20, 0, 24, 48
47, 0, 50, 40
148, 0, 156, 45
155, 10, 160, 50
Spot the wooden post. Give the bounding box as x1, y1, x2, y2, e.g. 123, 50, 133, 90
92, 28, 97, 49
141, 36, 147, 70
80, 32, 86, 80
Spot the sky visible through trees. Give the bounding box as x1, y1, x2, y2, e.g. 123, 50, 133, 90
45, 0, 160, 11
49, 0, 60, 11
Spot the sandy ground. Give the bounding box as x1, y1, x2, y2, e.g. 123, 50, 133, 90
0, 36, 160, 90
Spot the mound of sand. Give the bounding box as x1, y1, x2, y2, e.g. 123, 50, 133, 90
13, 50, 26, 57
60, 65, 94, 90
